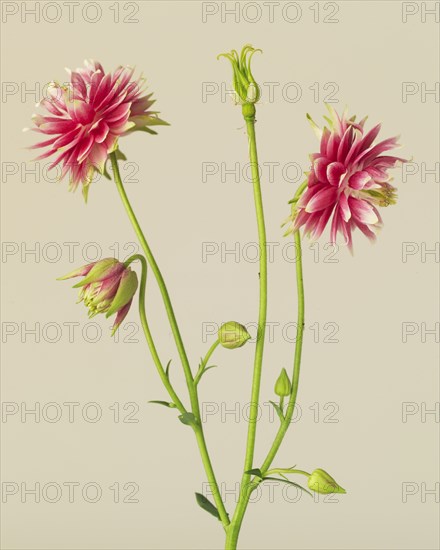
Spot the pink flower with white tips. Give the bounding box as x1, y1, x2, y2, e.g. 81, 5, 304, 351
285, 106, 406, 250
28, 60, 168, 200
58, 258, 138, 335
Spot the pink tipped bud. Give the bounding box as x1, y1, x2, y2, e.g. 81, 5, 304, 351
59, 258, 138, 335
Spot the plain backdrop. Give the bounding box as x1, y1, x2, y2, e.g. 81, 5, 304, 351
1, 1, 439, 549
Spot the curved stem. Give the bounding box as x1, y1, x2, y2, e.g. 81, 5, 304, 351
125, 254, 186, 414
260, 230, 304, 475
226, 230, 305, 549
110, 153, 230, 528
110, 152, 196, 406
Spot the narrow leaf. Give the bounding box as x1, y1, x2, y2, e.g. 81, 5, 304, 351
269, 400, 284, 422
262, 477, 313, 498
148, 400, 176, 408
115, 149, 127, 161
195, 493, 220, 520
245, 468, 263, 478
165, 359, 172, 378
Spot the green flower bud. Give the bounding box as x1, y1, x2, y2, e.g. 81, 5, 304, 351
307, 469, 346, 495
217, 44, 262, 105
274, 368, 291, 397
218, 321, 251, 350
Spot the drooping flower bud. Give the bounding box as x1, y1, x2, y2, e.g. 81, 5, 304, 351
218, 321, 251, 350
307, 468, 346, 494
217, 44, 262, 105
274, 368, 291, 397
58, 258, 138, 335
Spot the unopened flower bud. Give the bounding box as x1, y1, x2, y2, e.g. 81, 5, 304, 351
307, 469, 346, 494
218, 321, 251, 350
58, 258, 138, 335
218, 44, 261, 105
274, 368, 291, 397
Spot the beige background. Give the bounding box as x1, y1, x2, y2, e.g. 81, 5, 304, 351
1, 1, 439, 549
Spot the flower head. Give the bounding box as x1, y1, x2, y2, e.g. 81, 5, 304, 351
284, 106, 406, 250
218, 44, 262, 106
274, 368, 291, 397
28, 60, 168, 201
218, 321, 251, 350
58, 258, 138, 335
307, 468, 346, 495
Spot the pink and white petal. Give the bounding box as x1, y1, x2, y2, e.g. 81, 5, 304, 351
88, 143, 108, 174
326, 162, 346, 187
348, 170, 371, 190
348, 197, 379, 225
93, 121, 109, 143
305, 186, 337, 213
304, 211, 322, 235
292, 209, 310, 232
110, 300, 132, 336
92, 73, 113, 109
353, 137, 399, 167
330, 209, 341, 244
73, 101, 94, 124
314, 157, 331, 183
76, 135, 95, 164
337, 126, 354, 163
320, 127, 331, 156
326, 133, 340, 160
364, 166, 389, 182
310, 205, 334, 241
28, 137, 58, 150
57, 262, 96, 280
338, 192, 351, 222
297, 184, 325, 209
368, 155, 406, 168
354, 123, 381, 155
354, 219, 377, 242
39, 120, 79, 135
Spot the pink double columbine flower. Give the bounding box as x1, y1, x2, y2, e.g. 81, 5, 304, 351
285, 106, 406, 250
28, 60, 167, 200
58, 258, 138, 335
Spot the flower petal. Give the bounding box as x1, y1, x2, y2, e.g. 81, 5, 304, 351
313, 157, 330, 183
348, 197, 379, 225
326, 162, 346, 187
305, 186, 337, 213
348, 170, 371, 190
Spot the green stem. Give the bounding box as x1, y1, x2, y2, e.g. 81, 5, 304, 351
125, 254, 186, 414
110, 152, 230, 529
260, 230, 304, 475
226, 105, 268, 548
110, 152, 195, 404
226, 230, 305, 549
195, 339, 220, 386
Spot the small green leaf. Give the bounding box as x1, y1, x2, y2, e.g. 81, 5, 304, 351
136, 126, 158, 135
195, 493, 220, 520
148, 400, 176, 408
165, 360, 172, 378
262, 477, 313, 498
114, 149, 127, 161
178, 412, 198, 427
245, 468, 263, 478
269, 400, 284, 422
102, 162, 112, 180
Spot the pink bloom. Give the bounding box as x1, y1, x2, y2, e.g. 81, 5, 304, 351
28, 60, 168, 200
285, 106, 406, 250
58, 258, 138, 335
